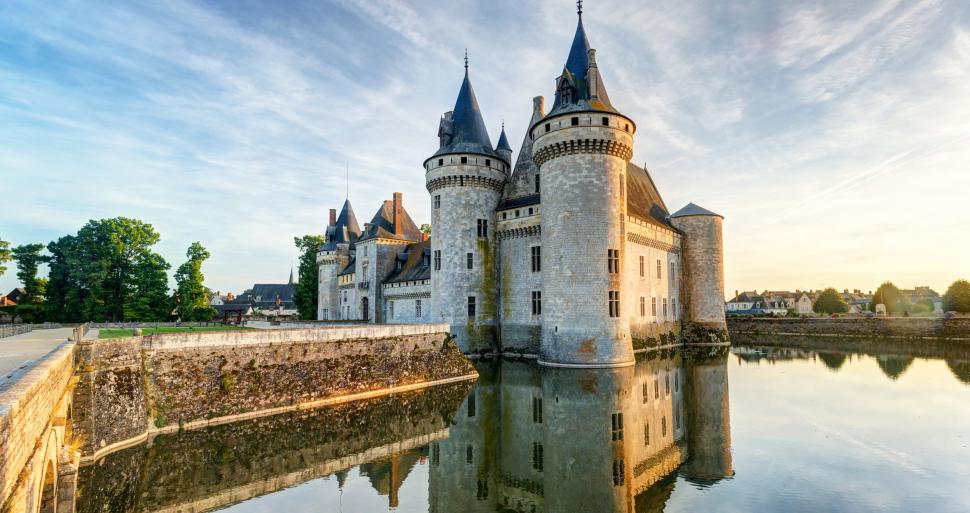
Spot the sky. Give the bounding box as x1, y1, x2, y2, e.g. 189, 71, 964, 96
1, 0, 969, 298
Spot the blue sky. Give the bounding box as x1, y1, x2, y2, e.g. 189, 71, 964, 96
1, 0, 969, 297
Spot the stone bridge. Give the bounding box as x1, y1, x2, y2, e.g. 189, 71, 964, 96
0, 327, 85, 513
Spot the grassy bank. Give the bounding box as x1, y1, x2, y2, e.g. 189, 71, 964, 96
99, 326, 253, 339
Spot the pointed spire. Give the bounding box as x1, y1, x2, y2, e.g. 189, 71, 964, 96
496, 121, 512, 152
547, 3, 618, 116
429, 50, 497, 160
288, 267, 294, 285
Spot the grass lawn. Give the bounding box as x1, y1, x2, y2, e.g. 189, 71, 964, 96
98, 326, 252, 339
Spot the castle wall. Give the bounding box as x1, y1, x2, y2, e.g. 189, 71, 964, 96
624, 220, 682, 347
427, 155, 507, 352
532, 113, 635, 366
317, 245, 349, 321
382, 280, 431, 324
497, 211, 542, 353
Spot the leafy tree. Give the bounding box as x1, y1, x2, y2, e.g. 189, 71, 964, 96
125, 252, 172, 321
0, 238, 11, 278
420, 224, 432, 236
943, 279, 970, 313
293, 234, 326, 320
871, 281, 910, 315
813, 288, 848, 314
11, 243, 48, 322
174, 242, 215, 321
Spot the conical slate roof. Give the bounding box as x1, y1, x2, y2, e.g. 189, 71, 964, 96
322, 199, 362, 250
495, 125, 512, 152
670, 202, 723, 219
431, 67, 497, 159
547, 12, 618, 117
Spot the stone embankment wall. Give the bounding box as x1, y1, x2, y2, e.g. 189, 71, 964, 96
74, 324, 476, 461
728, 317, 970, 340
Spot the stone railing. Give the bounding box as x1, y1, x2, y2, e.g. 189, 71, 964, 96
0, 325, 32, 339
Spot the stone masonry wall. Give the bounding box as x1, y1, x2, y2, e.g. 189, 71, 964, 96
670, 215, 726, 333
73, 325, 476, 459
728, 316, 970, 340
382, 281, 431, 324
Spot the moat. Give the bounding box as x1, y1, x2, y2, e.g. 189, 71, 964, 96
76, 340, 970, 512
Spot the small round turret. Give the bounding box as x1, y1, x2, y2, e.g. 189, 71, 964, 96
669, 203, 727, 336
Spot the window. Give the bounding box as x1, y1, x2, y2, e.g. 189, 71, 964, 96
608, 249, 619, 274
389, 301, 394, 319
434, 195, 440, 209
535, 174, 540, 193
502, 212, 507, 220
528, 207, 533, 215
611, 412, 624, 441
642, 382, 649, 404
654, 379, 660, 399
532, 396, 543, 423
640, 297, 645, 316
461, 156, 468, 164
656, 259, 662, 279
652, 297, 657, 316
438, 158, 443, 166
602, 116, 609, 126
467, 252, 473, 270
468, 393, 476, 417
609, 291, 620, 317
477, 219, 488, 239
476, 479, 488, 500
613, 459, 625, 486
544, 122, 550, 132
532, 291, 542, 315
322, 308, 328, 320
625, 123, 630, 132
675, 372, 679, 392
466, 445, 473, 464
639, 256, 644, 277
485, 159, 490, 167
663, 298, 668, 317
416, 300, 422, 318
672, 298, 677, 318
515, 209, 520, 217
670, 262, 676, 282
531, 246, 541, 272
468, 296, 476, 318
434, 250, 441, 270
571, 116, 579, 126
619, 175, 624, 197
645, 422, 651, 446
662, 416, 667, 437
532, 442, 544, 471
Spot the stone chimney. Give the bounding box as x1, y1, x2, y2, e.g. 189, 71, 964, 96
393, 192, 404, 237
329, 208, 337, 227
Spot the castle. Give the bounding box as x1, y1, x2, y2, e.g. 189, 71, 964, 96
318, 6, 727, 367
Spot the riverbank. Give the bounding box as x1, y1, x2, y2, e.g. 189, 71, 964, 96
728, 316, 970, 341
73, 324, 477, 462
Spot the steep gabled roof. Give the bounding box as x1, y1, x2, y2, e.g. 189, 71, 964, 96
358, 201, 424, 242
504, 97, 545, 200
385, 239, 432, 284
338, 257, 356, 276
546, 13, 619, 118
430, 66, 497, 160
322, 199, 362, 251
626, 162, 674, 229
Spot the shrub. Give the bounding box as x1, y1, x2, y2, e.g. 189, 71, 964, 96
814, 288, 849, 314
943, 280, 970, 313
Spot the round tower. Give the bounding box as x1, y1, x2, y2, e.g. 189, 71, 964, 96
669, 203, 728, 340
533, 10, 636, 367
425, 58, 509, 352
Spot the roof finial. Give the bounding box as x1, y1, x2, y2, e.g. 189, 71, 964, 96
464, 48, 468, 71
577, 0, 583, 17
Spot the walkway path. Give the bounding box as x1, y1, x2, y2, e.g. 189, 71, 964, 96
0, 328, 75, 384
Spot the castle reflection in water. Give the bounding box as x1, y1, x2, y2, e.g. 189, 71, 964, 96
430, 349, 732, 513
76, 348, 732, 513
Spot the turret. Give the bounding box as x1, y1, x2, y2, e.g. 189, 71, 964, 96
317, 199, 361, 320
425, 56, 510, 351
669, 203, 728, 341
534, 6, 636, 367
495, 123, 513, 166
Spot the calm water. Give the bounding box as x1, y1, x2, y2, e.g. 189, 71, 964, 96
78, 341, 970, 512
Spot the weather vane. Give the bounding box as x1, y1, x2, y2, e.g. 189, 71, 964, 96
577, 0, 582, 16
464, 48, 468, 70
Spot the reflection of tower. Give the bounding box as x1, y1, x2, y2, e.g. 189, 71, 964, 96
681, 352, 734, 481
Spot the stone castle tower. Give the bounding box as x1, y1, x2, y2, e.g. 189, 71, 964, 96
424, 56, 512, 351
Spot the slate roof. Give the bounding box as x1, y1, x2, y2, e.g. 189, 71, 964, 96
545, 14, 619, 118
338, 257, 356, 276
626, 162, 674, 229
669, 202, 722, 219
358, 201, 424, 242
496, 125, 512, 152
429, 67, 498, 161
497, 194, 541, 211
505, 97, 545, 199
385, 239, 432, 284
322, 199, 362, 251
250, 283, 295, 307
212, 303, 252, 314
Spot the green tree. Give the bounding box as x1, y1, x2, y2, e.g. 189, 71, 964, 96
871, 281, 910, 315
943, 279, 970, 313
44, 235, 80, 322
420, 224, 432, 236
174, 242, 215, 321
293, 234, 326, 320
125, 252, 173, 321
813, 288, 848, 314
0, 238, 11, 278
11, 243, 48, 322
